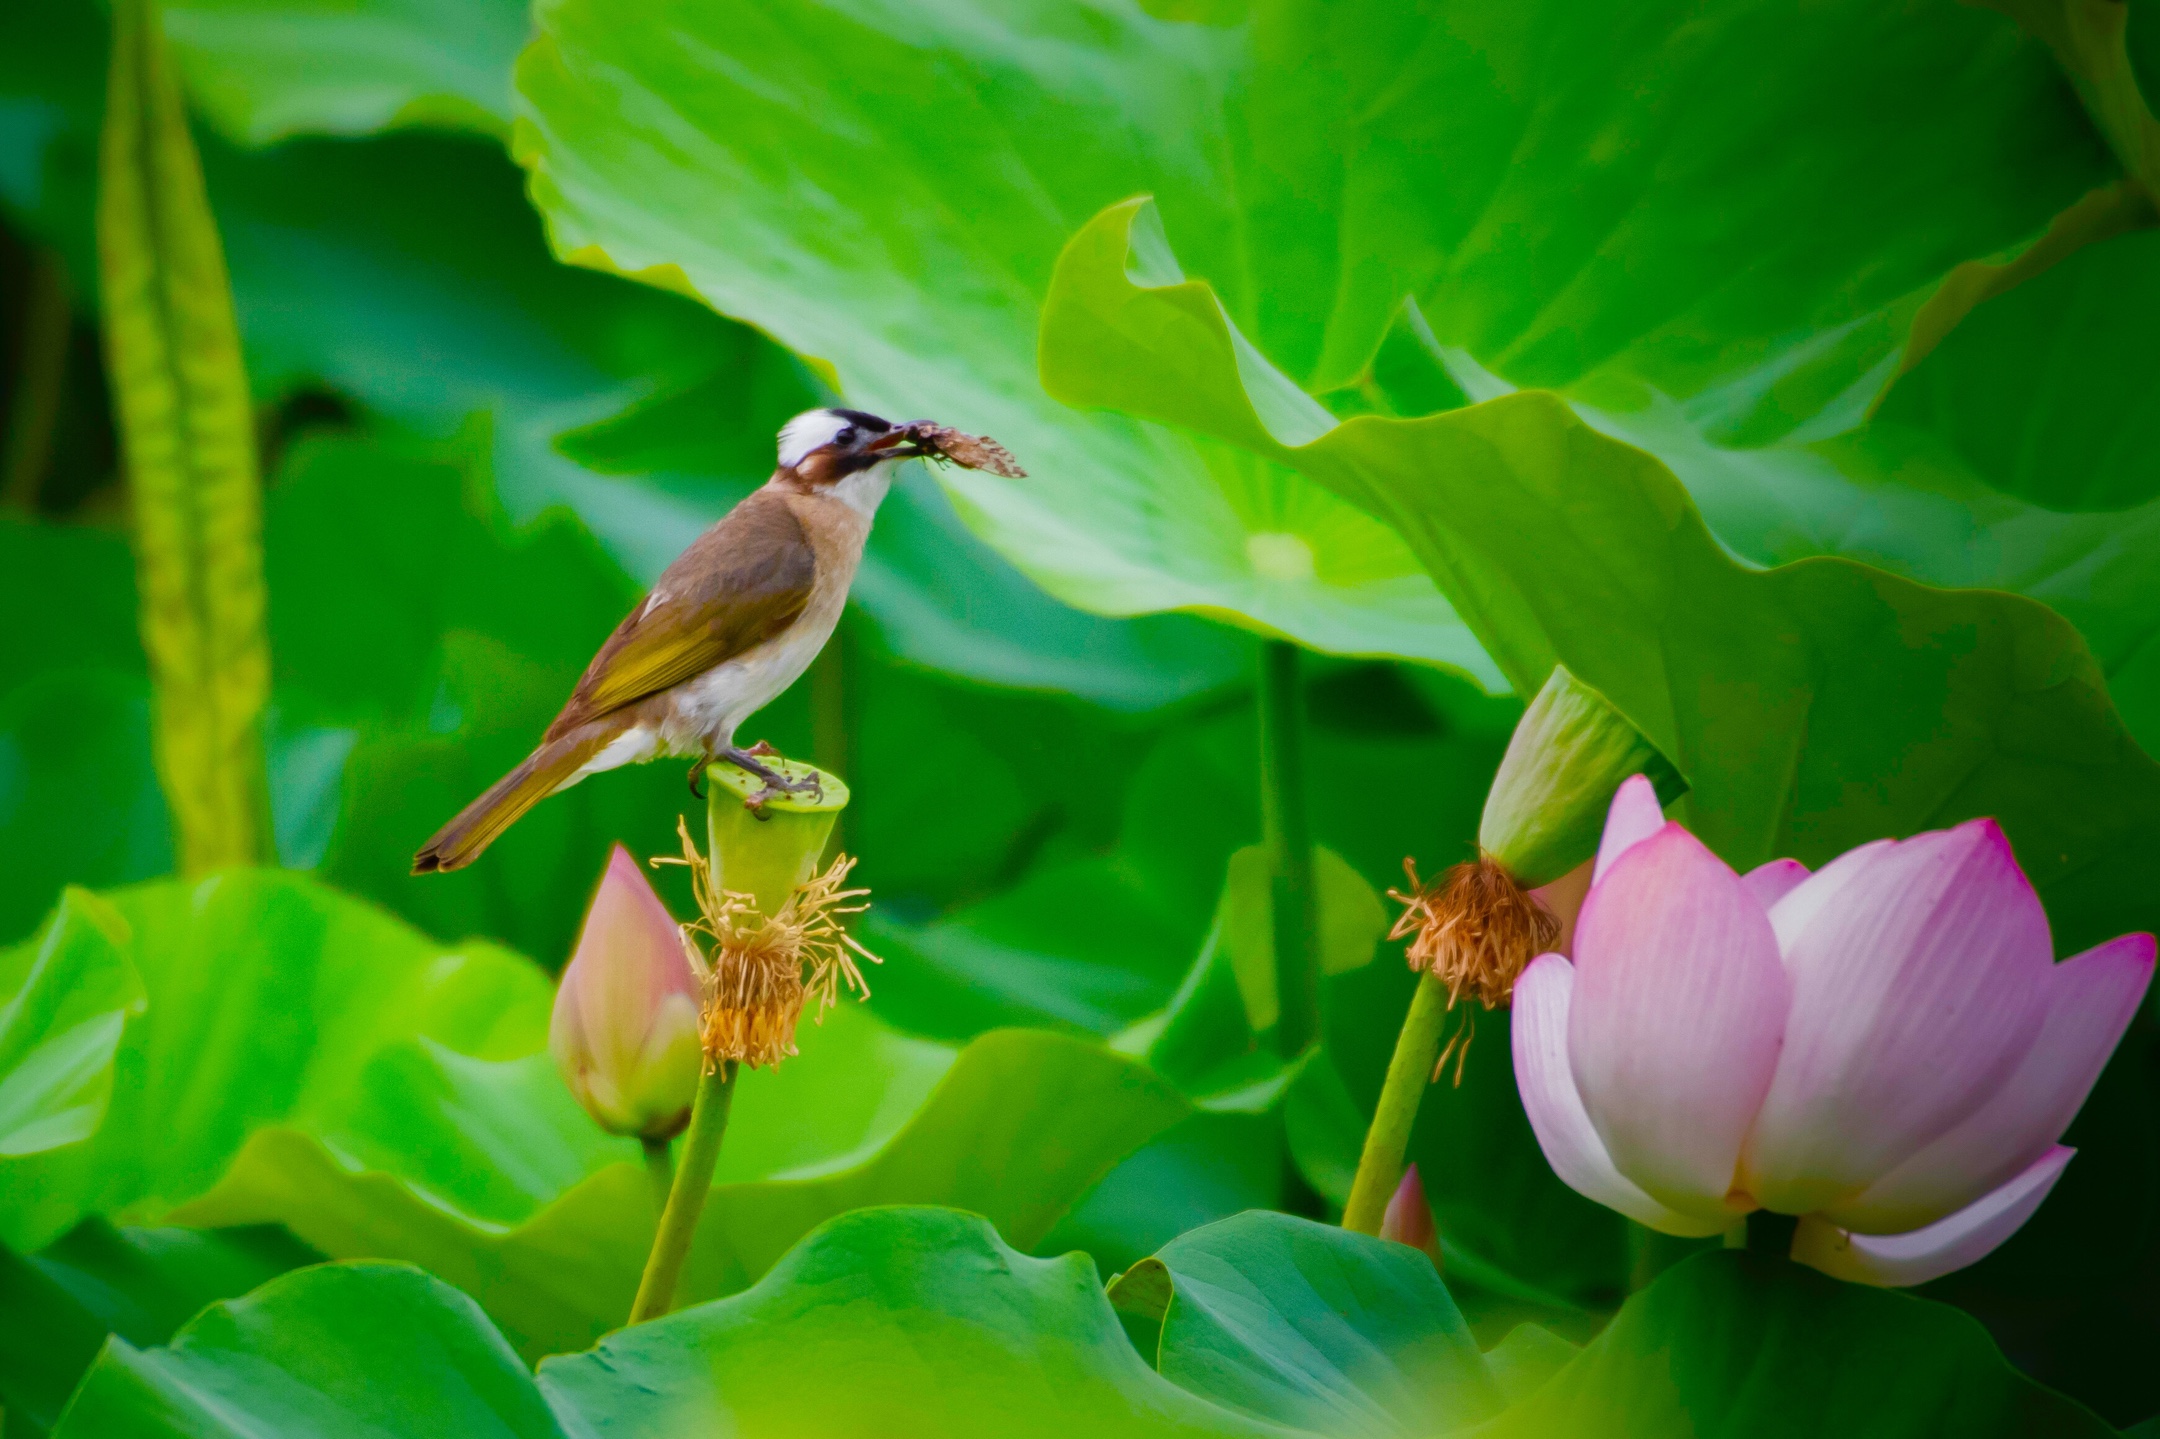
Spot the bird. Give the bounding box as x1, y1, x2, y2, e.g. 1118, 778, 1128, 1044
411, 407, 999, 874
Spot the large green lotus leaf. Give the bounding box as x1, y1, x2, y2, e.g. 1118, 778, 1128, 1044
0, 869, 576, 1251
513, 0, 2095, 655
1471, 1251, 2111, 1439
48, 1223, 1279, 1439
1109, 1211, 1502, 1438
0, 889, 145, 1158
162, 0, 528, 145
1872, 225, 2160, 513
1361, 312, 2160, 762
177, 1030, 1187, 1358
1039, 1112, 1285, 1283
1587, 381, 2160, 756
0, 1219, 318, 1434
1041, 199, 2160, 951
164, 1003, 960, 1362
537, 1207, 1281, 1439
512, 0, 1503, 675
52, 1261, 564, 1439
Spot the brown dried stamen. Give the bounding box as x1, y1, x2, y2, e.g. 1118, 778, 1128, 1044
1388, 855, 1558, 1078
657, 817, 881, 1071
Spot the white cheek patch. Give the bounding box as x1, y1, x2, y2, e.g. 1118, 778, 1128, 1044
778, 410, 851, 468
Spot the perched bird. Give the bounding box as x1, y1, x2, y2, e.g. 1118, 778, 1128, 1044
412, 407, 1021, 874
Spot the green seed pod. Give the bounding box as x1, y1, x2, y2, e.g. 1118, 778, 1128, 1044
1478, 666, 1685, 888
705, 758, 850, 917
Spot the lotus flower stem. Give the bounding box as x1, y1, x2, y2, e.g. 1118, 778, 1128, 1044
1342, 970, 1453, 1234
1258, 640, 1320, 1058
629, 1060, 737, 1323
639, 1135, 674, 1218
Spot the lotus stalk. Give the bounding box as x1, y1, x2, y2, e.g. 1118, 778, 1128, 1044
1514, 775, 2155, 1286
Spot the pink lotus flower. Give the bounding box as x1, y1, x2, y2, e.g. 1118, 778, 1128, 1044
550, 845, 704, 1140
1513, 776, 2153, 1286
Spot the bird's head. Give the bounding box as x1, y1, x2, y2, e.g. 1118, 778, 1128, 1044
774, 408, 927, 492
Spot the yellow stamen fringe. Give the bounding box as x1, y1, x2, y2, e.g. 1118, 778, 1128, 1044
656, 817, 881, 1071
1387, 855, 1559, 1083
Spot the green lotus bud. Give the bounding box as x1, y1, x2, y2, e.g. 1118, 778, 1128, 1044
1479, 665, 1685, 888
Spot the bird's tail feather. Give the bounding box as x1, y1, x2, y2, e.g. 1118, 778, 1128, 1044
411, 726, 614, 874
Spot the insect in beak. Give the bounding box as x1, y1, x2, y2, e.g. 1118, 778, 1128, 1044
863, 421, 935, 461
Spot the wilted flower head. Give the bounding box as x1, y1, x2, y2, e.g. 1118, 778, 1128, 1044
667, 816, 878, 1070
1388, 666, 1678, 1045
550, 845, 703, 1139
1514, 776, 2154, 1286
1390, 856, 1559, 1012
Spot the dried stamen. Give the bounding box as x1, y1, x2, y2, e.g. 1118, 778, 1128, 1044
656, 817, 881, 1071
1388, 854, 1558, 1079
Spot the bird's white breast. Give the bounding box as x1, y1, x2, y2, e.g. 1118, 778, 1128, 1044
656, 602, 844, 754
825, 467, 890, 520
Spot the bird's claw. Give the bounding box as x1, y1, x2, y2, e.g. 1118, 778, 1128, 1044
718, 742, 822, 815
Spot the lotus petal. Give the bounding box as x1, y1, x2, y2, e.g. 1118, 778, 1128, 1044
1791, 1146, 2072, 1287
1827, 932, 2153, 1233
1512, 954, 1731, 1237
1591, 774, 1666, 886
1740, 859, 1809, 910
1743, 820, 2051, 1215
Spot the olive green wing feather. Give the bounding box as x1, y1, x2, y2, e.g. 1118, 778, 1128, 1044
546, 491, 816, 739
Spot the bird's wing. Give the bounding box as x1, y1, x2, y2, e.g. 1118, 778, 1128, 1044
546, 489, 816, 738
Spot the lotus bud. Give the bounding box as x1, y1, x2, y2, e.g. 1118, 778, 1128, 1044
1379, 1163, 1442, 1269
550, 845, 703, 1140
1392, 666, 1683, 1016
665, 758, 878, 1071
1514, 777, 2156, 1286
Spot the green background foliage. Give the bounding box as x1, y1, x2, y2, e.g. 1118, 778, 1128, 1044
1, 0, 2157, 1432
